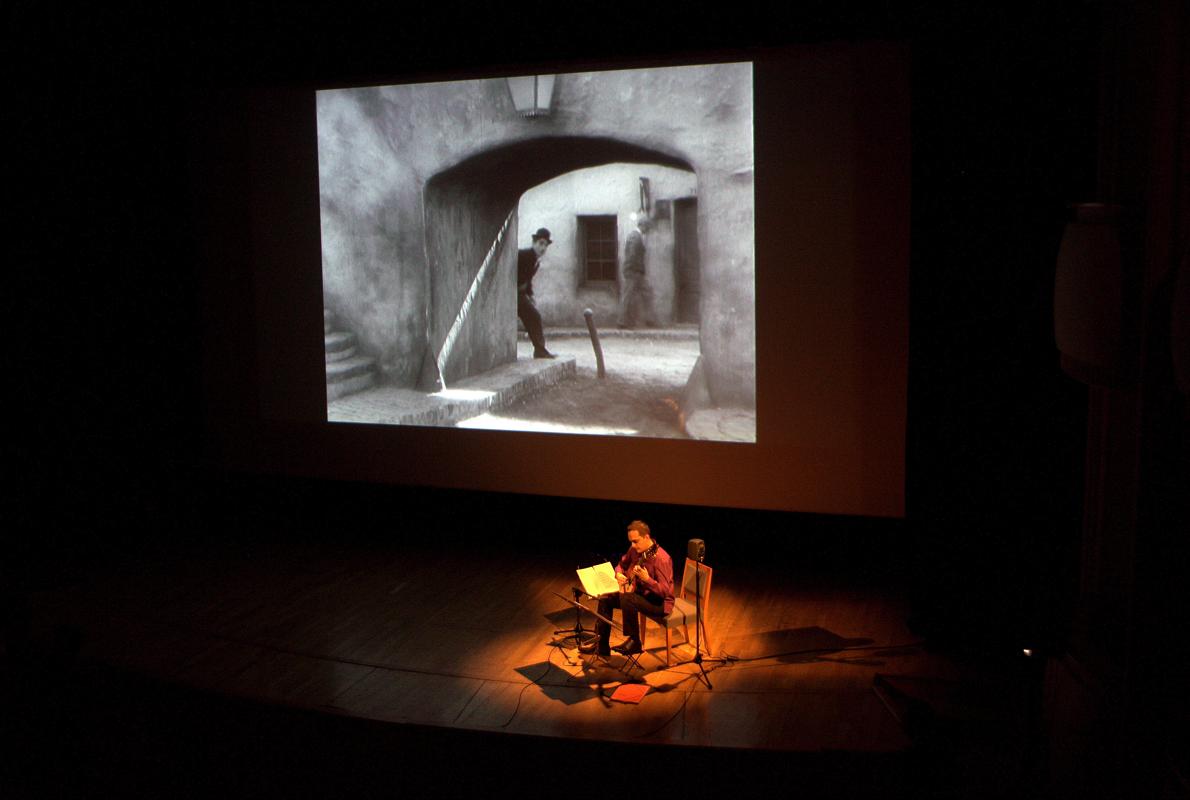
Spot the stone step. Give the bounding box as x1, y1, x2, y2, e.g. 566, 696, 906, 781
325, 330, 357, 360
323, 317, 374, 400
326, 345, 358, 363
328, 347, 354, 366
325, 330, 355, 350
326, 354, 376, 383
521, 325, 700, 341
326, 354, 376, 401
326, 371, 375, 401
327, 357, 577, 426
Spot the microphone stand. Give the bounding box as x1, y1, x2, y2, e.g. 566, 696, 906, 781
689, 559, 712, 688
673, 556, 716, 689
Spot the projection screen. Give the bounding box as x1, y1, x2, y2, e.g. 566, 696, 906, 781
194, 43, 909, 517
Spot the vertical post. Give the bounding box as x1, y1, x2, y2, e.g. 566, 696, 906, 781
583, 308, 606, 378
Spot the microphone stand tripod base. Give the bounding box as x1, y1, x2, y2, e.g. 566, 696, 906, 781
672, 632, 716, 689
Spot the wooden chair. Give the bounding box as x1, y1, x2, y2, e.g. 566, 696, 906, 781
640, 558, 714, 666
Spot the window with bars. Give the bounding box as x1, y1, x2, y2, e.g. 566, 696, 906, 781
578, 215, 618, 283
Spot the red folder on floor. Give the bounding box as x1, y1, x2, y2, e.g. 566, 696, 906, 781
610, 683, 650, 704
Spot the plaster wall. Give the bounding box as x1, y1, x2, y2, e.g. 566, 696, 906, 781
317, 62, 753, 402
317, 89, 430, 385
518, 163, 697, 327
695, 167, 755, 406
422, 183, 518, 385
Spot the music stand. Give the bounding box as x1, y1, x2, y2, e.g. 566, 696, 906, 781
552, 586, 598, 648
552, 590, 623, 637
552, 590, 632, 671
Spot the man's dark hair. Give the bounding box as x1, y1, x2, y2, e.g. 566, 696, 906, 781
627, 520, 651, 539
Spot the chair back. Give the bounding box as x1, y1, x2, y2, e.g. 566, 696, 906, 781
679, 558, 712, 611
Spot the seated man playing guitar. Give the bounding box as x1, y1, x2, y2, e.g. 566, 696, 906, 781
581, 520, 674, 657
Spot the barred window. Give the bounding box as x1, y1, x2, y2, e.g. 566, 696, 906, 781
578, 215, 618, 283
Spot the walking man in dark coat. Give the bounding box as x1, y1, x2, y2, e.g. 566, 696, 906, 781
617, 212, 656, 329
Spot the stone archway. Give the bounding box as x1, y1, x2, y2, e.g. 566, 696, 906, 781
317, 63, 753, 406
422, 136, 693, 387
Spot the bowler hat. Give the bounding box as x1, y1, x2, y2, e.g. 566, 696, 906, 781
531, 228, 552, 244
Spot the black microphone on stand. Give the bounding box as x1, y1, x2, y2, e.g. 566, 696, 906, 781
688, 538, 705, 562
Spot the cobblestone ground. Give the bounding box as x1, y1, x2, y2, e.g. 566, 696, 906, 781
459, 332, 700, 438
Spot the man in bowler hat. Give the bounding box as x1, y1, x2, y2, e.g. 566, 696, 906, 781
517, 227, 556, 358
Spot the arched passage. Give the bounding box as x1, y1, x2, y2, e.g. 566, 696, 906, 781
318, 63, 753, 405
422, 136, 695, 386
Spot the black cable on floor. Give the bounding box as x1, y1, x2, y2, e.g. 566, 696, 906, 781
498, 643, 558, 729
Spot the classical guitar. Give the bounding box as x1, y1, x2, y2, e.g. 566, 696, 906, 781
622, 542, 658, 594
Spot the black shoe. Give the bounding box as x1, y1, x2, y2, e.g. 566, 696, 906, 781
579, 640, 610, 656
533, 349, 557, 359
612, 638, 642, 655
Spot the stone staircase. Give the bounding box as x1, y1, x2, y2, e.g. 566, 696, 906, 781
325, 310, 377, 400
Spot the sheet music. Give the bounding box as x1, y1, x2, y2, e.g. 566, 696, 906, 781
576, 562, 619, 597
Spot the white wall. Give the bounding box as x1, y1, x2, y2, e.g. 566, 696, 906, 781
518, 163, 697, 327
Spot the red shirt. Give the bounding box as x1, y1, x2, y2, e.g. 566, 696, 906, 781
616, 544, 674, 614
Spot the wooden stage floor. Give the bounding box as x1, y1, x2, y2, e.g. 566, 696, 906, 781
22, 537, 935, 759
